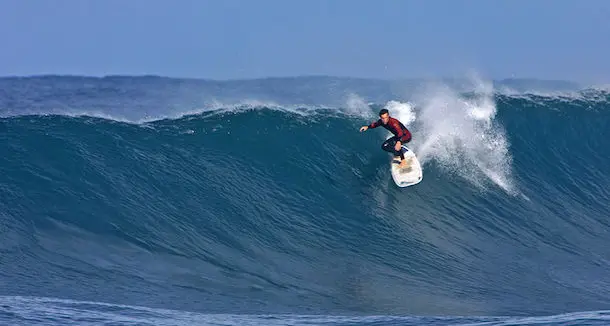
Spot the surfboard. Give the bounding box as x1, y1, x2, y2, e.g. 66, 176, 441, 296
390, 145, 423, 187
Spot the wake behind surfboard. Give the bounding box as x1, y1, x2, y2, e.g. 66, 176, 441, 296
390, 145, 423, 187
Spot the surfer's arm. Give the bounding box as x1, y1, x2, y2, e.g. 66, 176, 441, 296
360, 119, 381, 132
368, 119, 382, 129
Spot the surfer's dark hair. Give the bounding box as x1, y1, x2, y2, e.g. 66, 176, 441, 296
379, 109, 389, 116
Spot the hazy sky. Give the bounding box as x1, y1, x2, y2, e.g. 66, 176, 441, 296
2, 0, 609, 83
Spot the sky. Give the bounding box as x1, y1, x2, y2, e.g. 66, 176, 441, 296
1, 0, 609, 84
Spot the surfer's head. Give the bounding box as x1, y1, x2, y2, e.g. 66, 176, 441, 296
379, 109, 390, 124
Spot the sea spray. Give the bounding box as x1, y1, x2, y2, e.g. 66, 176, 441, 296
344, 93, 373, 118
409, 80, 515, 194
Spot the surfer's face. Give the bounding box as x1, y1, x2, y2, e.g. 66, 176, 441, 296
380, 113, 390, 124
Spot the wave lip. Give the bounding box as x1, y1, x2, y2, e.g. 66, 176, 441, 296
1, 75, 607, 123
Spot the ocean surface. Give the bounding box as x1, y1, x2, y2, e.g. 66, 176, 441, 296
1, 75, 609, 325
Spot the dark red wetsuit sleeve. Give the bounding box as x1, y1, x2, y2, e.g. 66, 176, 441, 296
368, 119, 382, 128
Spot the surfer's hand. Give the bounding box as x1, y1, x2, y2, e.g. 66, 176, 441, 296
394, 141, 401, 151
359, 126, 368, 132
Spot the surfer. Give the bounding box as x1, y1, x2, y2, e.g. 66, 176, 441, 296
359, 108, 412, 168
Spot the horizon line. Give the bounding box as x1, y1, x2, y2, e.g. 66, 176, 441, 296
0, 73, 588, 84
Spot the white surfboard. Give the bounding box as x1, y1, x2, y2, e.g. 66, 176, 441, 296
390, 145, 423, 187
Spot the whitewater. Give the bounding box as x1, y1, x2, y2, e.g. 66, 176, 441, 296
1, 75, 609, 325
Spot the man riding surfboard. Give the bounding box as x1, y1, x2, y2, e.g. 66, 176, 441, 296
360, 108, 412, 168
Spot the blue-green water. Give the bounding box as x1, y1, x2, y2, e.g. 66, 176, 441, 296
1, 76, 609, 325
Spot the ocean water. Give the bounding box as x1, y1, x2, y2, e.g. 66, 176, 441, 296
1, 75, 609, 325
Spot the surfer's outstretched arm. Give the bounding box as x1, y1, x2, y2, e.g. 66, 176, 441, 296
368, 119, 382, 129
360, 119, 381, 132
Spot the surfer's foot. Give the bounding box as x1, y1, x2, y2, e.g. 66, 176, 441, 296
399, 159, 408, 168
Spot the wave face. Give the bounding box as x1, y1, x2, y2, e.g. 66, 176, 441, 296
1, 76, 609, 325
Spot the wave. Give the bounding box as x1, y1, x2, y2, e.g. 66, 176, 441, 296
1, 75, 609, 324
